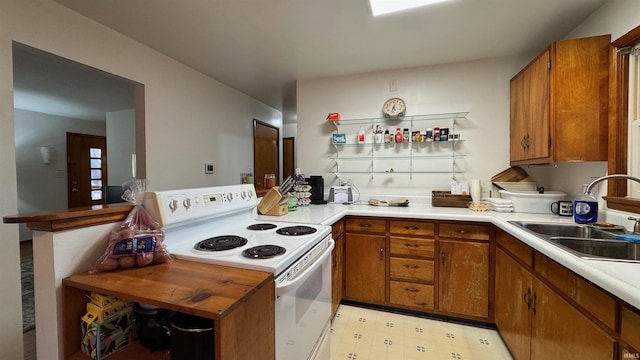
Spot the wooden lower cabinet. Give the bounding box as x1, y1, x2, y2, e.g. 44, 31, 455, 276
496, 247, 615, 360
495, 248, 533, 360
531, 277, 614, 360
438, 239, 489, 319
344, 232, 386, 304
331, 221, 345, 318
389, 281, 434, 309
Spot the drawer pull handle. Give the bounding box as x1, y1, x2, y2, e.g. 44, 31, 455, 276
404, 226, 419, 230
404, 265, 420, 269
441, 251, 445, 264
404, 288, 419, 293
458, 230, 467, 234
404, 243, 419, 248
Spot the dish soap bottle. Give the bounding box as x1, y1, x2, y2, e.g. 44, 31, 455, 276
357, 126, 365, 144
573, 184, 598, 224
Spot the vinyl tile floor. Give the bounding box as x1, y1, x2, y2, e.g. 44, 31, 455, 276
330, 305, 513, 360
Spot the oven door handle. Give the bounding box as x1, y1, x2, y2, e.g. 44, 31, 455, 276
277, 239, 335, 298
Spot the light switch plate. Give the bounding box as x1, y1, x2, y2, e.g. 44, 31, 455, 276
204, 163, 214, 174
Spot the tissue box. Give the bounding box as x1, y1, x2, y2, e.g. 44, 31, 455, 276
81, 310, 133, 359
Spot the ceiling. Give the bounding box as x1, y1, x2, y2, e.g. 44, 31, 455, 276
18, 0, 609, 121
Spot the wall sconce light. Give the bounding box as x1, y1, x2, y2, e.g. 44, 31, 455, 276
39, 146, 55, 164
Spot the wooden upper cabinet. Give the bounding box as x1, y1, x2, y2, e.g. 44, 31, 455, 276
509, 34, 610, 165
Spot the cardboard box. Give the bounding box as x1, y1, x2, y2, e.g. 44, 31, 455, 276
81, 310, 133, 359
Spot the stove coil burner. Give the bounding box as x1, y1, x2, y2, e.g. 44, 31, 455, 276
276, 226, 317, 236
195, 236, 248, 252
246, 223, 278, 231
242, 245, 286, 259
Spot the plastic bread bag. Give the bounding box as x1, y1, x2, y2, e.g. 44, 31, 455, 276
92, 180, 173, 273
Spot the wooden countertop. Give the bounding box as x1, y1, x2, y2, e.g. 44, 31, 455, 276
63, 259, 274, 320
3, 203, 134, 232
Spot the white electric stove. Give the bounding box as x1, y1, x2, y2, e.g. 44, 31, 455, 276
144, 184, 333, 360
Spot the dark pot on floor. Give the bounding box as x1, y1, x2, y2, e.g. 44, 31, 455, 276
133, 303, 171, 351
169, 312, 214, 360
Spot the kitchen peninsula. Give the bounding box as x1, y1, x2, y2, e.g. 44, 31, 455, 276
5, 198, 640, 359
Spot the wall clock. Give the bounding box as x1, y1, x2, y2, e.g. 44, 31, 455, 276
382, 97, 406, 118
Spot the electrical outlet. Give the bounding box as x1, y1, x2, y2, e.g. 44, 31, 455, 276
204, 163, 214, 174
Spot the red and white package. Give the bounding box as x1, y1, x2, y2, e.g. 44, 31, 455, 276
92, 180, 173, 273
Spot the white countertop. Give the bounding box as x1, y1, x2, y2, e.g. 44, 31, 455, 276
255, 202, 640, 310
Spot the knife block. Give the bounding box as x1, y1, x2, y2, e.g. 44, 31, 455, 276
257, 187, 289, 216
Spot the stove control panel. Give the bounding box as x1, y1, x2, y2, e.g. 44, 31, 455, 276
143, 184, 257, 228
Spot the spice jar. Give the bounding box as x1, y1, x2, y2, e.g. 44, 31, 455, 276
403, 128, 410, 143
264, 174, 276, 189
426, 128, 433, 142
433, 127, 441, 142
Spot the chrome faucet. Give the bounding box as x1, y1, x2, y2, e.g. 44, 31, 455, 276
584, 174, 640, 195
584, 174, 640, 233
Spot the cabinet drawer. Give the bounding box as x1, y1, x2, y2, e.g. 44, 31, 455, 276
389, 281, 434, 310
345, 218, 386, 234
332, 220, 344, 238
535, 252, 616, 330
389, 220, 435, 236
389, 258, 434, 283
390, 237, 435, 258
496, 230, 533, 267
622, 305, 640, 351
439, 223, 490, 241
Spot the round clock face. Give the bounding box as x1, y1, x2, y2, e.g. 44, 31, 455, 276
382, 97, 406, 117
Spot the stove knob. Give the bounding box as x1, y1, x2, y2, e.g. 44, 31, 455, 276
169, 199, 178, 212
241, 191, 246, 200
183, 198, 192, 209
227, 193, 234, 201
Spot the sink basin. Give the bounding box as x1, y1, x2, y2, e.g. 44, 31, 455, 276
509, 221, 619, 239
549, 237, 640, 262
508, 221, 640, 262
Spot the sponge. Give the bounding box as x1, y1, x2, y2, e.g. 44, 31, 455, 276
614, 234, 640, 243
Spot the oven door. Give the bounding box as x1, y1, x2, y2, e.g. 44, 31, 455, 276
275, 239, 334, 360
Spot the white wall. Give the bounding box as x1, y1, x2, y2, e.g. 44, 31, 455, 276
297, 55, 534, 197
0, 1, 281, 359
106, 109, 135, 186
14, 109, 106, 241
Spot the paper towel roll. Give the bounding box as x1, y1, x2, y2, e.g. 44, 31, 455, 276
471, 179, 481, 203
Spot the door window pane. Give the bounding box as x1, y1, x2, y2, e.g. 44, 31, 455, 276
91, 169, 102, 179
91, 190, 103, 201
90, 159, 101, 168
91, 180, 102, 190
90, 148, 102, 158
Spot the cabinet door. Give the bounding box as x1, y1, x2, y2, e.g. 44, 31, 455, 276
525, 50, 551, 162
510, 70, 528, 163
438, 240, 489, 318
344, 233, 386, 304
495, 248, 533, 360
531, 278, 615, 360
331, 231, 344, 318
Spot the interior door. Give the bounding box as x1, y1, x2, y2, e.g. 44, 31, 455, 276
67, 132, 107, 208
283, 136, 295, 181
253, 119, 279, 192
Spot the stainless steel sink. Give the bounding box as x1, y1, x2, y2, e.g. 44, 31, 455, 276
510, 221, 619, 239
549, 237, 640, 261
508, 221, 639, 262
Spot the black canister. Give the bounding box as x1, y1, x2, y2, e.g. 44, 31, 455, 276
169, 312, 214, 360
133, 303, 171, 351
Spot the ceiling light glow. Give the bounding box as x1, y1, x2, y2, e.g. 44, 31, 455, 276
369, 0, 452, 16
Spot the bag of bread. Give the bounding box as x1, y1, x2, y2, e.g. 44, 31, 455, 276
92, 180, 172, 273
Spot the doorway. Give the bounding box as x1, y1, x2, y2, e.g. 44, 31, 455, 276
253, 119, 280, 195
283, 137, 295, 180
67, 133, 108, 208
